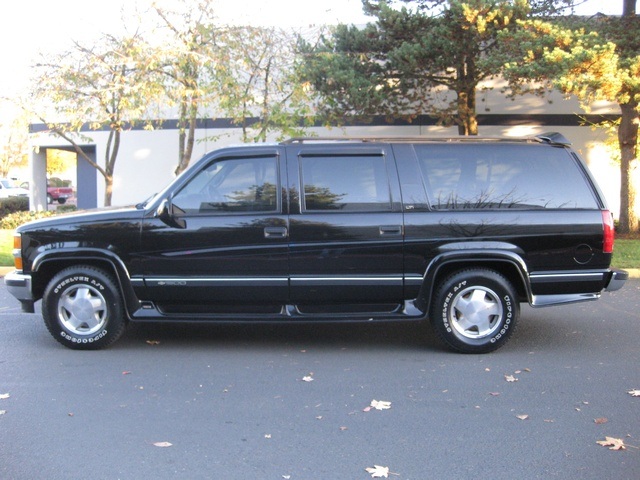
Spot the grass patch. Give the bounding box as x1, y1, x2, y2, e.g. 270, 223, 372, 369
612, 238, 640, 269
0, 229, 14, 267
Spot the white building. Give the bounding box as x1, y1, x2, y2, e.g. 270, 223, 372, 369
27, 86, 633, 218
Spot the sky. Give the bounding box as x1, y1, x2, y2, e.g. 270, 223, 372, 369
0, 0, 622, 120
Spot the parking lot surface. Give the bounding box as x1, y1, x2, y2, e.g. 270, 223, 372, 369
1, 281, 639, 479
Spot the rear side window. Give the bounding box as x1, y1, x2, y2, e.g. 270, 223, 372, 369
300, 154, 392, 212
414, 144, 598, 210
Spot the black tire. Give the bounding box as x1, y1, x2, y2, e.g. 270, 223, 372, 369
429, 268, 519, 354
57, 197, 67, 204
42, 266, 126, 349
47, 194, 53, 204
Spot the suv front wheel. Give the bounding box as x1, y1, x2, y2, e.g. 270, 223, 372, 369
430, 268, 519, 353
42, 266, 127, 349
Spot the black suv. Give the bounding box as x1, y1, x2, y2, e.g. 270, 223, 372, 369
5, 134, 627, 353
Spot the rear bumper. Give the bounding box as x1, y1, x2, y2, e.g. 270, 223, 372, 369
605, 269, 628, 292
4, 270, 35, 313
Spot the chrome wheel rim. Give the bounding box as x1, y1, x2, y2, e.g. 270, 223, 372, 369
449, 286, 503, 339
57, 285, 107, 335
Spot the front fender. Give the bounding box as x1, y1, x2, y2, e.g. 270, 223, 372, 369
31, 248, 140, 318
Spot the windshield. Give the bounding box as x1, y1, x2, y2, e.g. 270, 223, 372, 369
1, 179, 18, 188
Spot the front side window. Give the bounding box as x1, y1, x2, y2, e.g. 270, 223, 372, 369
415, 144, 598, 210
300, 155, 392, 212
172, 156, 278, 215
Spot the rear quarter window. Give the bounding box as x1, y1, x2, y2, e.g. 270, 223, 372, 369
414, 144, 599, 210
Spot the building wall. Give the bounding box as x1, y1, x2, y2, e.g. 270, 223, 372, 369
29, 86, 635, 218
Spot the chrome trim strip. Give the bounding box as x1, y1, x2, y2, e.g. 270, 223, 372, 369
144, 276, 288, 287
290, 275, 403, 286
529, 272, 604, 283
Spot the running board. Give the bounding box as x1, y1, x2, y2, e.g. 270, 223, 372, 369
130, 300, 426, 322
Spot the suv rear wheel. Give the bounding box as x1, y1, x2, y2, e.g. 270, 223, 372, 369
42, 266, 126, 349
430, 268, 519, 353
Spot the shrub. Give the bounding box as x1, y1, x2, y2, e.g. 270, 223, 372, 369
0, 197, 29, 217
1, 210, 56, 229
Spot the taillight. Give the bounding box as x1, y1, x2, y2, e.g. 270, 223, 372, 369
602, 210, 615, 254
13, 233, 23, 270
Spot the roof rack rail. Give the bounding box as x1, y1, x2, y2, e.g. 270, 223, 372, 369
281, 136, 541, 145
536, 132, 572, 146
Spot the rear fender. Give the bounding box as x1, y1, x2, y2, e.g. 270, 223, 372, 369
417, 242, 531, 312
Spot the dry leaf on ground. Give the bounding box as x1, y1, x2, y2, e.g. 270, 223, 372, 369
597, 437, 626, 451
628, 389, 640, 397
516, 414, 529, 420
368, 400, 392, 411
153, 441, 173, 447
504, 375, 518, 382
365, 465, 390, 478
594, 418, 608, 425
0, 393, 10, 400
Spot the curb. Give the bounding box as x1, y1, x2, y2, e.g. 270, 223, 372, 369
1, 266, 639, 279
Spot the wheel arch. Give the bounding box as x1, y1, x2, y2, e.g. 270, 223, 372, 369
416, 250, 531, 313
31, 249, 140, 317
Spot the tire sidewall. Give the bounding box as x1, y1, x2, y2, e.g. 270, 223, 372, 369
42, 267, 125, 350
431, 269, 518, 354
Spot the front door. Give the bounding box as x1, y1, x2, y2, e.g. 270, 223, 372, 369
140, 149, 289, 313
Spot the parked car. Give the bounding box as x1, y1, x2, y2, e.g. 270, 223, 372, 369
0, 178, 29, 199
5, 133, 627, 352
46, 183, 73, 205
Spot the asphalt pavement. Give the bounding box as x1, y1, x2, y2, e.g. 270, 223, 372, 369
0, 280, 639, 480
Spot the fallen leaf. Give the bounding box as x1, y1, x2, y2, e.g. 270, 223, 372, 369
0, 410, 6, 415
597, 437, 626, 451
264, 434, 272, 439
489, 392, 501, 397
505, 375, 518, 382
68, 413, 74, 417
302, 376, 314, 382
594, 418, 608, 425
628, 389, 640, 397
153, 442, 173, 447
0, 393, 10, 400
516, 414, 529, 420
146, 340, 160, 345
282, 476, 291, 479
369, 400, 391, 411
365, 465, 390, 478
339, 426, 348, 431
122, 371, 132, 375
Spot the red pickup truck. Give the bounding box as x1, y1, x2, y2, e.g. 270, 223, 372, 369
47, 184, 73, 204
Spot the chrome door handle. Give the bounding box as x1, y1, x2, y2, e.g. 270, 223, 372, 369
264, 226, 288, 238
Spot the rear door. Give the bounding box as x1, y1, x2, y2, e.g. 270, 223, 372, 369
286, 144, 405, 306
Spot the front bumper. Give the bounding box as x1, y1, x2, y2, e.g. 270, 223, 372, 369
605, 269, 628, 292
4, 270, 35, 313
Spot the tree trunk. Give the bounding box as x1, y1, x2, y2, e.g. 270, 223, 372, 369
617, 0, 639, 233
456, 88, 478, 136
617, 101, 639, 233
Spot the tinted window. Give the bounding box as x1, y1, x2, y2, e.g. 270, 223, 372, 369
414, 144, 598, 210
172, 156, 278, 214
300, 155, 391, 212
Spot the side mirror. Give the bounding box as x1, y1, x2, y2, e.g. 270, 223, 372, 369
156, 198, 186, 229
